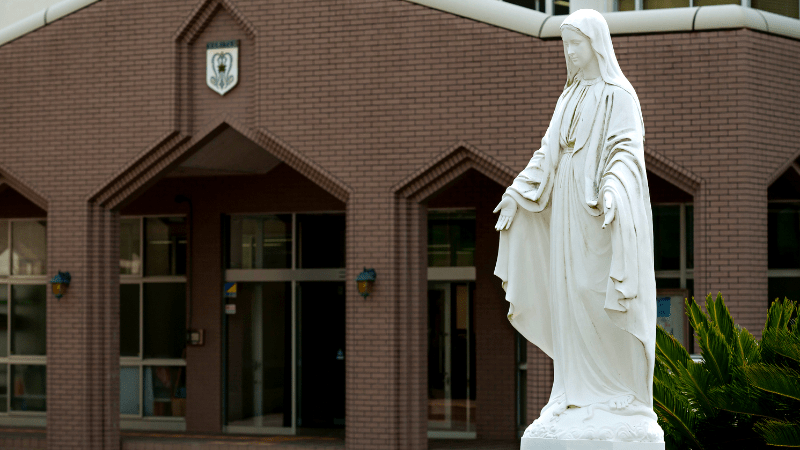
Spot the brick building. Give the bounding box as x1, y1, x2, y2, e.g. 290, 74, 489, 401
0, 0, 798, 448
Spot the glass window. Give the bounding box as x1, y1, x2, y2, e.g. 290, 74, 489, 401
653, 205, 680, 271
11, 285, 46, 356
0, 365, 6, 413
768, 277, 800, 305
0, 286, 6, 358
685, 205, 694, 270
428, 210, 476, 268
143, 283, 186, 360
12, 221, 46, 276
145, 218, 186, 276
228, 215, 292, 269
120, 284, 140, 358
0, 221, 8, 277
11, 365, 45, 412
120, 367, 139, 415
644, 0, 689, 8
120, 216, 187, 421
121, 219, 141, 275
768, 203, 800, 269
297, 214, 345, 269
751, 0, 799, 18
144, 366, 185, 417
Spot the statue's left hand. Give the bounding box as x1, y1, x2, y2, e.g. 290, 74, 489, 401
602, 191, 616, 228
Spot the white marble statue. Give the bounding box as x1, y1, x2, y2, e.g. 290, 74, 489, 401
493, 9, 664, 447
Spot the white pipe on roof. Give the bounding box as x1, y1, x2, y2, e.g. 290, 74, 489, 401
407, 0, 800, 40
0, 0, 101, 47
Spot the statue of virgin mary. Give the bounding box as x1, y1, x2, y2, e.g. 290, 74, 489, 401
494, 9, 664, 445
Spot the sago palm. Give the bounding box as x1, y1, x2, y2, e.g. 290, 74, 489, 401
653, 293, 800, 449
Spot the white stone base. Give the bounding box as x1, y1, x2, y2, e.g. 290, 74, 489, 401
522, 437, 666, 450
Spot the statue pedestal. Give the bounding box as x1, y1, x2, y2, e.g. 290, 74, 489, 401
522, 438, 666, 450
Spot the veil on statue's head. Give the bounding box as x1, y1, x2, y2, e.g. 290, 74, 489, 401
560, 9, 645, 135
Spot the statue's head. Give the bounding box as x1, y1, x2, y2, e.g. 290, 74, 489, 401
560, 9, 645, 135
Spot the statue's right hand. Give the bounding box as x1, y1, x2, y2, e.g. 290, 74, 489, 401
493, 196, 518, 231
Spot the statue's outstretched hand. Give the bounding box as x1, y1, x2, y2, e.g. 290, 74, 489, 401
493, 196, 518, 231
602, 191, 616, 228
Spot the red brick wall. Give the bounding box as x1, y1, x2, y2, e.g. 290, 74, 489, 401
0, 0, 798, 448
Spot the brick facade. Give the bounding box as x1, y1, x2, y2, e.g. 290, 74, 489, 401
1, 0, 799, 448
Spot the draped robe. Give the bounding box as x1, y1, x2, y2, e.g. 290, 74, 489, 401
495, 75, 657, 412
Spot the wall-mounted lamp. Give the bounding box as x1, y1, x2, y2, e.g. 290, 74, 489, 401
50, 271, 71, 299
356, 268, 376, 298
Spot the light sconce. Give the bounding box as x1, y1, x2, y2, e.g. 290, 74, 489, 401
50, 271, 71, 299
356, 268, 376, 298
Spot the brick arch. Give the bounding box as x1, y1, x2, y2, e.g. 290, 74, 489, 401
394, 141, 516, 201
644, 147, 701, 197
391, 141, 516, 447
89, 114, 351, 209
0, 162, 48, 211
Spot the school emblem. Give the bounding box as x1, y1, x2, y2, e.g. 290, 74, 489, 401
206, 40, 239, 96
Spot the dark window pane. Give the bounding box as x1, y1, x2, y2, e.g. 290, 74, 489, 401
656, 278, 681, 289
143, 283, 186, 359
145, 218, 186, 276
0, 221, 8, 276
685, 205, 694, 270
0, 365, 6, 412
652, 205, 680, 271
120, 219, 141, 275
644, 0, 690, 7
298, 214, 345, 269
0, 285, 6, 357
503, 0, 546, 12
11, 285, 46, 356
11, 365, 45, 412
120, 284, 140, 357
12, 221, 46, 276
768, 277, 800, 307
554, 1, 569, 15
752, 0, 799, 18
769, 203, 800, 269
143, 366, 185, 417
120, 366, 139, 415
618, 0, 635, 10
428, 210, 475, 267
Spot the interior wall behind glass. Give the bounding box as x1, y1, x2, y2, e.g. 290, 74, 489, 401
120, 219, 141, 275
752, 0, 799, 18
12, 221, 46, 276
228, 215, 292, 270
145, 218, 186, 277
0, 221, 8, 276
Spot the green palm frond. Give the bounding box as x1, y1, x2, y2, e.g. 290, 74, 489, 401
737, 326, 761, 366
754, 420, 800, 447
686, 296, 709, 335
707, 377, 785, 420
696, 322, 732, 384
653, 377, 704, 450
673, 359, 717, 416
743, 364, 800, 403
766, 299, 796, 333
656, 325, 691, 373
762, 328, 800, 366
707, 293, 737, 351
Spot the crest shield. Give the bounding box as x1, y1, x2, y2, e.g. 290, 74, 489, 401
206, 40, 239, 96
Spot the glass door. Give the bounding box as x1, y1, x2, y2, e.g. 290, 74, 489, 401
225, 282, 293, 431
428, 281, 475, 437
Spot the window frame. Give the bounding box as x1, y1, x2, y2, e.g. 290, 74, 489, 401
119, 215, 187, 431
0, 218, 48, 427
